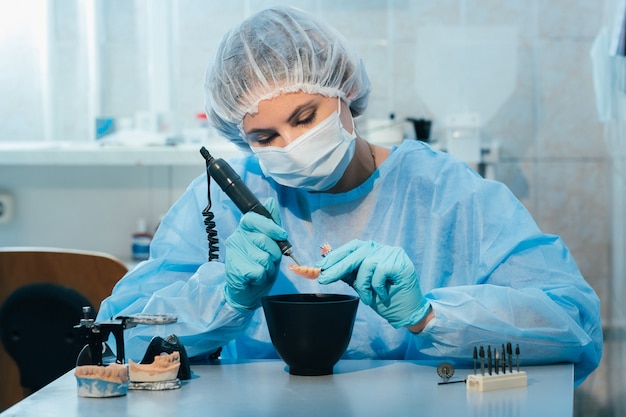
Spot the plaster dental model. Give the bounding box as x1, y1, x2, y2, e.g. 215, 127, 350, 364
138, 334, 192, 380
74, 363, 129, 398
127, 351, 182, 390
129, 351, 181, 383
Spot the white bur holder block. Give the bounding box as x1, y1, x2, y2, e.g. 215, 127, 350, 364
466, 371, 527, 392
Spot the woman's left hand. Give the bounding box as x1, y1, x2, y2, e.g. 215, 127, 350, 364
317, 239, 431, 329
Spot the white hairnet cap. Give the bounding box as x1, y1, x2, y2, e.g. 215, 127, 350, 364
204, 6, 371, 149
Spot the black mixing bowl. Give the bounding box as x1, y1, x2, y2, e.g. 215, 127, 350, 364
261, 293, 359, 376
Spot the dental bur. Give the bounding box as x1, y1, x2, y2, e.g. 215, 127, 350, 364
473, 346, 478, 375
507, 342, 513, 374
494, 349, 499, 374
479, 346, 485, 376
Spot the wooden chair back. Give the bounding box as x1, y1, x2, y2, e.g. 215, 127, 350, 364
0, 247, 128, 411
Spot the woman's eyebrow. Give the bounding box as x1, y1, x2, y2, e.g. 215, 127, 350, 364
245, 99, 318, 135
245, 127, 274, 136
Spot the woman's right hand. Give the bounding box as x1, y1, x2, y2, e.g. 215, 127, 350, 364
224, 197, 287, 311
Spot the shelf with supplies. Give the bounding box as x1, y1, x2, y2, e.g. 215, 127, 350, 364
0, 141, 242, 166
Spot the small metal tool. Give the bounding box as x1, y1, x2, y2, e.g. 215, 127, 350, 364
436, 362, 455, 383
436, 362, 466, 385
473, 346, 478, 375
494, 348, 499, 374
487, 345, 492, 375
479, 346, 485, 376
438, 379, 466, 385
501, 343, 506, 374
515, 344, 520, 372
507, 342, 513, 374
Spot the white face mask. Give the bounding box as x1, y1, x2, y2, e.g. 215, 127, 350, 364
250, 98, 356, 191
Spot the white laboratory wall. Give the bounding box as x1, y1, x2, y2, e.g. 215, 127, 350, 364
0, 164, 204, 258
0, 1, 617, 415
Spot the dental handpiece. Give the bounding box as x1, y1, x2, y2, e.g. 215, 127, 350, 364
200, 147, 301, 266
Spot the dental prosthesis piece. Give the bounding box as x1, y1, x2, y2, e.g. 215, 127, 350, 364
74, 363, 129, 398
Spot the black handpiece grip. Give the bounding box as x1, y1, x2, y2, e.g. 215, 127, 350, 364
208, 157, 271, 217
200, 147, 294, 257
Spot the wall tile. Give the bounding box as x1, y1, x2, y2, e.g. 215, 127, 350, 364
392, 41, 433, 124
249, 0, 319, 15
358, 42, 392, 119
535, 40, 608, 159
464, 0, 534, 25
483, 44, 538, 160
538, 0, 604, 40
392, 0, 461, 42
318, 0, 388, 41
175, 0, 246, 42
534, 160, 610, 292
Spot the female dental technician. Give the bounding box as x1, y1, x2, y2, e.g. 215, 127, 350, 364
97, 6, 602, 385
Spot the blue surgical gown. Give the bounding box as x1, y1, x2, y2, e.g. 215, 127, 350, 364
97, 140, 602, 386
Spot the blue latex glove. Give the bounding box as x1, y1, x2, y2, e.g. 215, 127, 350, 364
317, 240, 431, 329
224, 198, 288, 311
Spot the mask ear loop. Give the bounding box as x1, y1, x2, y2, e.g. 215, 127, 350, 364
338, 96, 356, 136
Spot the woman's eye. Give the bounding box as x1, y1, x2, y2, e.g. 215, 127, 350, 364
296, 111, 316, 126
246, 131, 277, 146
255, 134, 278, 146
257, 138, 274, 146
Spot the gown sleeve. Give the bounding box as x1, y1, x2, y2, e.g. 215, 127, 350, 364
405, 157, 602, 386
96, 173, 251, 361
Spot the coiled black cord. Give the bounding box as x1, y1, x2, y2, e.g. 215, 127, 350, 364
203, 164, 220, 262
200, 147, 223, 360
